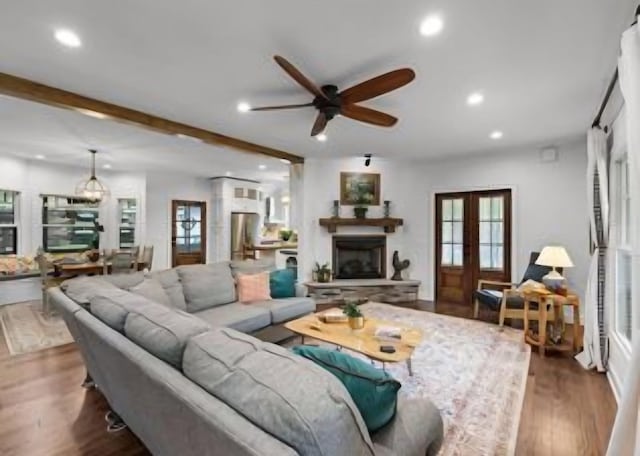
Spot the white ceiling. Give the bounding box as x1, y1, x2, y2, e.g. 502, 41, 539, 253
0, 0, 636, 160
0, 96, 290, 185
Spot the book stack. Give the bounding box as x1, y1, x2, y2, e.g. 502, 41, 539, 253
374, 326, 402, 339
322, 311, 348, 323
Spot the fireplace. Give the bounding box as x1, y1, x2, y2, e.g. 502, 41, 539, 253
332, 236, 386, 279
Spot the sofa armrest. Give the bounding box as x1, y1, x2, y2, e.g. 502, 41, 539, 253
371, 397, 443, 456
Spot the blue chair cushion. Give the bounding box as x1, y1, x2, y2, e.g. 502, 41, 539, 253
474, 289, 527, 311
520, 263, 553, 284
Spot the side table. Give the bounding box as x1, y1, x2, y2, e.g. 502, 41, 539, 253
523, 290, 582, 356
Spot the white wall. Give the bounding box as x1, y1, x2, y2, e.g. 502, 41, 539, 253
301, 139, 589, 316
0, 154, 145, 255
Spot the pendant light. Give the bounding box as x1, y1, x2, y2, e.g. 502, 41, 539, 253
76, 149, 109, 200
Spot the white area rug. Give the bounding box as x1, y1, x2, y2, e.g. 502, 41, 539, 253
0, 301, 73, 356
294, 302, 531, 456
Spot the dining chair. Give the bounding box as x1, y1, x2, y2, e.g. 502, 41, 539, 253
35, 249, 64, 318
110, 251, 135, 275
140, 245, 154, 270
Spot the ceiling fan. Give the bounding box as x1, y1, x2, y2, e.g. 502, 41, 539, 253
250, 56, 416, 137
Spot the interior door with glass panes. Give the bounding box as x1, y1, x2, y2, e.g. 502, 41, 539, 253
171, 200, 206, 267
436, 189, 511, 305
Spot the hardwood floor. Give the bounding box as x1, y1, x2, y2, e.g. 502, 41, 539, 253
0, 301, 616, 456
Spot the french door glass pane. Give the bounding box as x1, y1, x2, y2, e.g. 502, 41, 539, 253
479, 198, 491, 220
452, 199, 463, 220
480, 245, 492, 269
452, 222, 463, 243
479, 222, 491, 243
442, 200, 452, 220
491, 197, 503, 219
441, 244, 452, 265
442, 222, 452, 243
491, 222, 503, 243
453, 245, 463, 266
492, 246, 504, 269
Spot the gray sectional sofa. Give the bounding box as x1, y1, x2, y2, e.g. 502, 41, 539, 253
50, 260, 443, 456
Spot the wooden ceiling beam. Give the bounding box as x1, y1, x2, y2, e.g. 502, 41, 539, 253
0, 72, 304, 164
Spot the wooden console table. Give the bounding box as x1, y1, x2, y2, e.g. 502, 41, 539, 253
522, 289, 582, 356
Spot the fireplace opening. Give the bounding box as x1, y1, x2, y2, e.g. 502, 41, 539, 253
332, 235, 386, 280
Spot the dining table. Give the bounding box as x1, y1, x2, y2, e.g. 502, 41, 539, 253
53, 260, 146, 277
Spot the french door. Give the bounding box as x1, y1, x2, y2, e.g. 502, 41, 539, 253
171, 200, 207, 267
435, 189, 512, 305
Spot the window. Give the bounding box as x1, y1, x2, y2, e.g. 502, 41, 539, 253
42, 195, 100, 252
478, 196, 504, 270
615, 157, 633, 342
441, 198, 463, 266
0, 190, 18, 255
118, 199, 137, 248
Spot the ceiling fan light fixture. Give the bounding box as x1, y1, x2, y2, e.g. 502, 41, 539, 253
76, 149, 109, 200
316, 133, 327, 142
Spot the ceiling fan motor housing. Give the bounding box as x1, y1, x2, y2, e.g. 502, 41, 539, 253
315, 85, 341, 119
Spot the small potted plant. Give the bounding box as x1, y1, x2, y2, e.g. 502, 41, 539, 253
279, 229, 293, 242
313, 262, 332, 283
349, 184, 374, 219
343, 300, 365, 330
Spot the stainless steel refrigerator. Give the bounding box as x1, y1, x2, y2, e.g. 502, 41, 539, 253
230, 212, 260, 260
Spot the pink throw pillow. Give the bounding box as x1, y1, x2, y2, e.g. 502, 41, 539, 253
237, 271, 272, 303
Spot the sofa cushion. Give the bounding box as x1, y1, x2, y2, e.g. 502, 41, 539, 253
194, 302, 271, 333
124, 304, 210, 368
101, 271, 146, 289
237, 272, 271, 303
291, 345, 401, 432
89, 288, 159, 332
182, 328, 375, 456
270, 268, 296, 298
129, 278, 172, 307
252, 298, 315, 323
177, 263, 236, 312
61, 276, 118, 307
149, 269, 187, 311
230, 259, 275, 277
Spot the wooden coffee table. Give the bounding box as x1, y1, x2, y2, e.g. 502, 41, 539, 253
285, 307, 423, 375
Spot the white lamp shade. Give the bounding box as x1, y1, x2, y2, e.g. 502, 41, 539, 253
535, 246, 574, 268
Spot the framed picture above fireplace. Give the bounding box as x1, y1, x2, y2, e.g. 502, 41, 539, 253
340, 172, 381, 206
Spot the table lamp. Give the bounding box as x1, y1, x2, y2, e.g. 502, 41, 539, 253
535, 246, 574, 290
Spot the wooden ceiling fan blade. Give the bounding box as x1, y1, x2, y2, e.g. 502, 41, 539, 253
340, 69, 415, 104
340, 105, 397, 127
311, 112, 328, 136
250, 103, 314, 111
274, 55, 327, 100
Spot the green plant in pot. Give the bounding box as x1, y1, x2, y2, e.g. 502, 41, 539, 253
343, 300, 365, 330
349, 183, 374, 219
279, 229, 293, 242
313, 262, 332, 283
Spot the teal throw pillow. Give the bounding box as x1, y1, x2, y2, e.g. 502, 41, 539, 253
270, 269, 296, 298
291, 345, 401, 432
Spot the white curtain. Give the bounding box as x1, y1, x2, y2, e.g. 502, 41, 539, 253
607, 14, 640, 456
576, 126, 609, 372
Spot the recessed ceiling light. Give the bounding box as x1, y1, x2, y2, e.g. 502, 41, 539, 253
225, 171, 233, 177
103, 163, 112, 169
467, 92, 484, 106
258, 164, 267, 170
420, 15, 444, 37
279, 158, 291, 164
237, 102, 251, 113
316, 133, 327, 142
490, 130, 504, 140
35, 154, 46, 160
54, 28, 82, 48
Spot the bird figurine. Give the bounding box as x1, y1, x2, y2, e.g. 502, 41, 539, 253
391, 251, 410, 281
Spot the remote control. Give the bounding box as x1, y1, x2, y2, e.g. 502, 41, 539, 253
380, 345, 396, 353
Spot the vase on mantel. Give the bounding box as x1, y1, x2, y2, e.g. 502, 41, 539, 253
353, 207, 368, 219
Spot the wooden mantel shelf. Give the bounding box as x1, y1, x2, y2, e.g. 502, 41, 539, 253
318, 217, 404, 233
